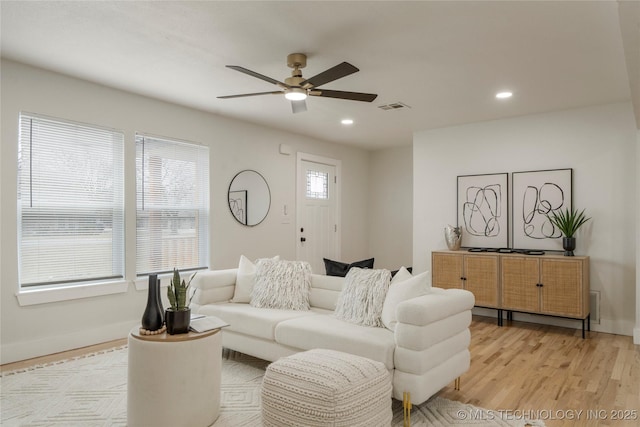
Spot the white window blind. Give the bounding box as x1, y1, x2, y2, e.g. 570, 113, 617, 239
136, 134, 209, 276
18, 114, 125, 287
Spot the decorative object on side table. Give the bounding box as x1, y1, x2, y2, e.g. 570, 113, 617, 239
141, 274, 165, 334
549, 207, 591, 256
444, 225, 462, 251
165, 268, 196, 334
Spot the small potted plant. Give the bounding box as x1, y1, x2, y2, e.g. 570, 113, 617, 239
165, 269, 196, 334
549, 207, 591, 256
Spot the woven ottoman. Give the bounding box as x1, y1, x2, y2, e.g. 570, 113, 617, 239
261, 349, 392, 427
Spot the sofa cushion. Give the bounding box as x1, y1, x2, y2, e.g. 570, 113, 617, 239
323, 257, 374, 277
189, 269, 237, 305
334, 268, 391, 327
197, 303, 318, 341
395, 311, 472, 351
381, 269, 430, 331
394, 329, 471, 375
395, 288, 475, 327
251, 259, 311, 310
309, 274, 344, 310
275, 314, 396, 370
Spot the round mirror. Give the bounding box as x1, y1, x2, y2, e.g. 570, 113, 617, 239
228, 170, 271, 226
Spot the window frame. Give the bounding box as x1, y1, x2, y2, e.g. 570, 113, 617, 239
134, 133, 210, 280
15, 111, 128, 306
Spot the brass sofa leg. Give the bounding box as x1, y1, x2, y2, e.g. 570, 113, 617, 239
454, 377, 461, 391
403, 391, 412, 427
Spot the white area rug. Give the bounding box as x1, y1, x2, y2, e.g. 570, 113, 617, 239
1, 347, 543, 426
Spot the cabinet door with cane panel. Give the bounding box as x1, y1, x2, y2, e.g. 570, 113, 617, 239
501, 256, 540, 313
432, 252, 499, 308
539, 258, 588, 318
432, 252, 464, 290
501, 255, 589, 319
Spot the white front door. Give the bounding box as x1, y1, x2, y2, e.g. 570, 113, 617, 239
296, 154, 340, 274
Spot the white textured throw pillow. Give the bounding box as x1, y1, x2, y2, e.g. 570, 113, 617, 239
334, 267, 392, 327
381, 269, 431, 331
231, 255, 279, 303
250, 259, 312, 310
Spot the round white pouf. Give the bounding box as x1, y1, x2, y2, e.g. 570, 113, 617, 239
127, 327, 221, 427
261, 349, 392, 427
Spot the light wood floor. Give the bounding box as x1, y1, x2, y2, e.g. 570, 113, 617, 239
2, 317, 639, 426
0, 338, 127, 373
439, 316, 640, 427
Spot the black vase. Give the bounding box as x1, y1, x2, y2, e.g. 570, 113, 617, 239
141, 274, 164, 331
563, 237, 576, 257
165, 308, 191, 335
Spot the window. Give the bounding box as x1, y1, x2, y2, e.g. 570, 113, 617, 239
18, 114, 124, 287
136, 134, 209, 276
306, 170, 329, 199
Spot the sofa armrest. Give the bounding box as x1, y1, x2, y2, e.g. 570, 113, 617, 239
190, 269, 238, 306
395, 288, 475, 327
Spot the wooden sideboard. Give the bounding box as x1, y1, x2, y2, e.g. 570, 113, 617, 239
432, 250, 590, 337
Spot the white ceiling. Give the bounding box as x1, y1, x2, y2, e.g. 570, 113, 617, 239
1, 1, 637, 150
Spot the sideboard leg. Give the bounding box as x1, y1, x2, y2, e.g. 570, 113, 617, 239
581, 314, 591, 339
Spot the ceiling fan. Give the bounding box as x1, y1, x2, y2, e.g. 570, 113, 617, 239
218, 53, 378, 113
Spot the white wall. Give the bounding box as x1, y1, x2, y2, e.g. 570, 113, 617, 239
414, 102, 637, 336
0, 60, 372, 363
368, 146, 413, 270
636, 129, 640, 344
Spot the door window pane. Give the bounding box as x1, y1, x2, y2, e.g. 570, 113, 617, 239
306, 170, 328, 199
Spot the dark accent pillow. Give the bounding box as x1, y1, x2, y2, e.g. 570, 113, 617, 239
323, 257, 375, 277
390, 267, 413, 277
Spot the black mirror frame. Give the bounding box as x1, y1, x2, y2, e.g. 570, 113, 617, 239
227, 169, 271, 227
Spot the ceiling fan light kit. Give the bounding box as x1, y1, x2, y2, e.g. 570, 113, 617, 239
218, 53, 378, 113
284, 88, 307, 101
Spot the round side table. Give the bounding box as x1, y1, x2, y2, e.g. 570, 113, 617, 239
127, 326, 222, 427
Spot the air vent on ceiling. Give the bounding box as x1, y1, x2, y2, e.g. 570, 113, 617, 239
378, 102, 411, 111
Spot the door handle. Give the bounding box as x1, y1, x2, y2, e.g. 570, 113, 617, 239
300, 237, 306, 242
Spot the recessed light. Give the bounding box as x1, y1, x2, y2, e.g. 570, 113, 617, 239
341, 119, 354, 125
496, 91, 513, 99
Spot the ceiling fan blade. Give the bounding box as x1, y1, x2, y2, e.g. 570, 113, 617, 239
311, 89, 378, 102
217, 91, 282, 99
300, 62, 359, 88
291, 99, 307, 114
226, 65, 290, 88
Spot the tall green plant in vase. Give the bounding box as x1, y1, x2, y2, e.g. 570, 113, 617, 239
549, 208, 591, 256
165, 269, 197, 334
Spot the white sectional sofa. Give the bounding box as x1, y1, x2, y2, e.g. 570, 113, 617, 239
190, 267, 475, 406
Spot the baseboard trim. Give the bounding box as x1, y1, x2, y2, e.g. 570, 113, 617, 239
1, 320, 134, 365
634, 327, 640, 345
471, 307, 634, 337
